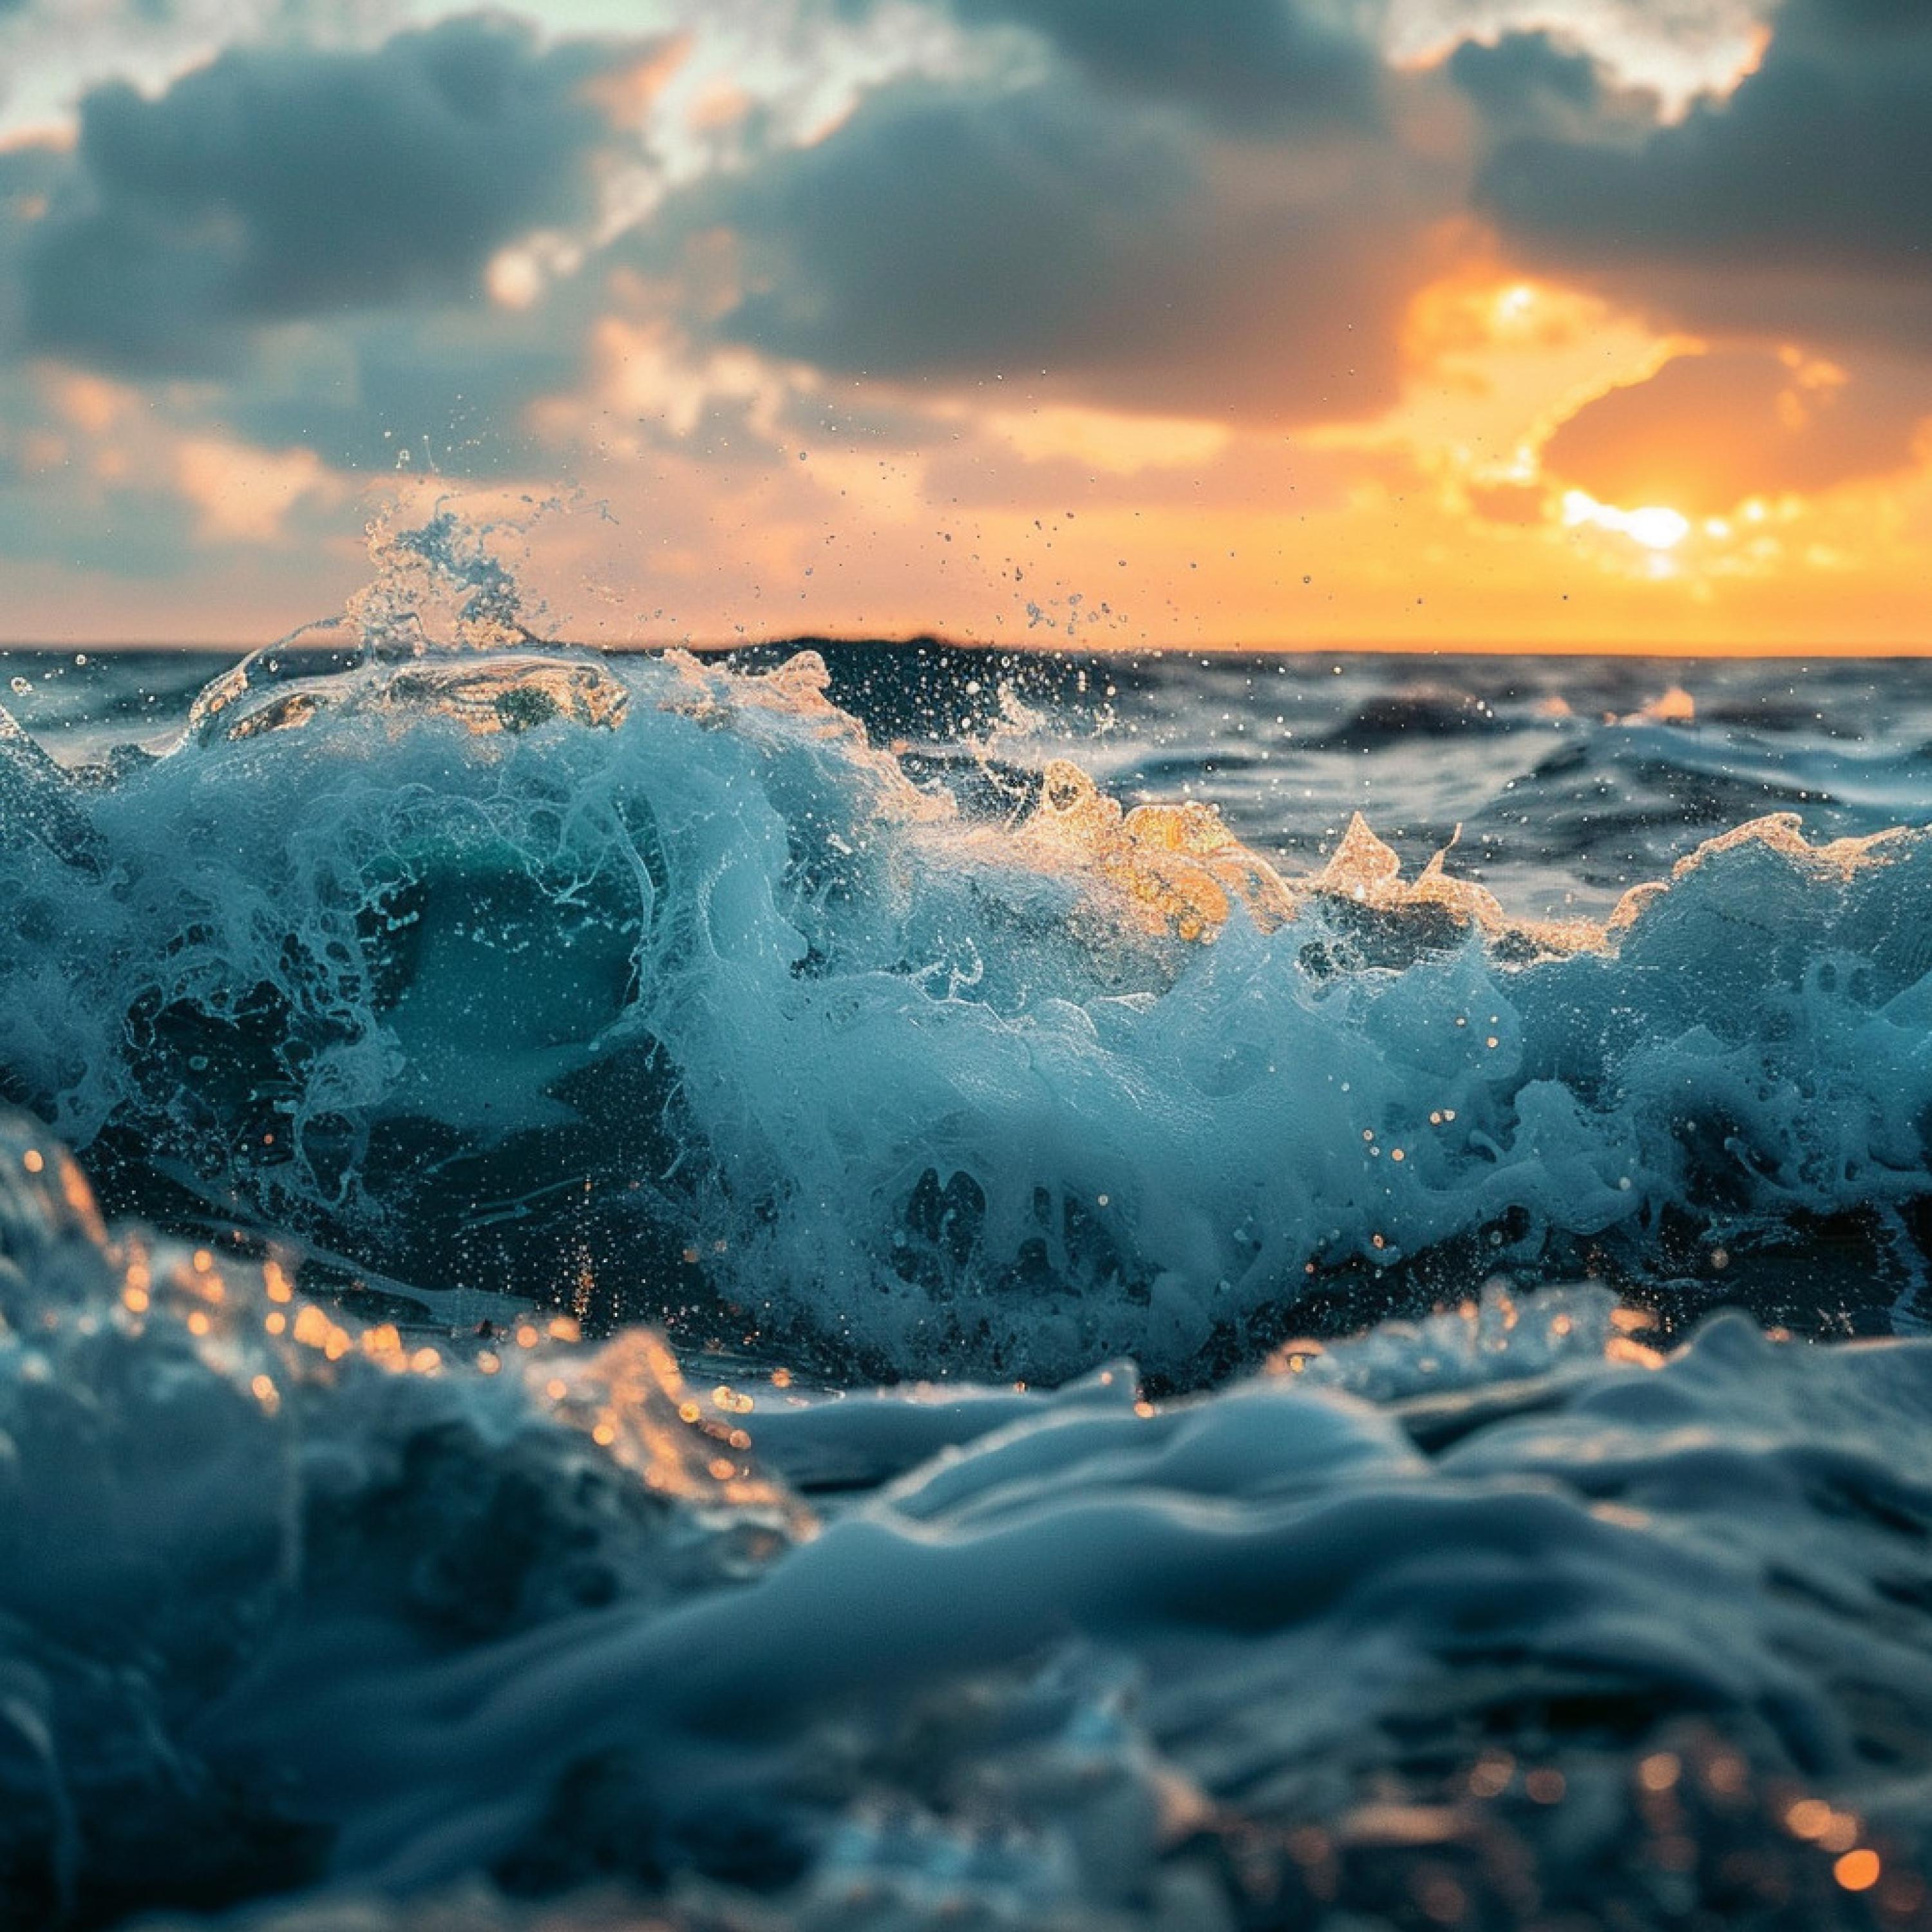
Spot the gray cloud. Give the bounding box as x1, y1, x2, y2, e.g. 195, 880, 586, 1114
18, 14, 654, 376
943, 0, 1384, 129
1447, 29, 1607, 125
231, 309, 587, 473
642, 69, 1446, 422
1475, 0, 1932, 341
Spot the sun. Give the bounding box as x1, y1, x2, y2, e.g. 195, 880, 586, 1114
1561, 489, 1691, 553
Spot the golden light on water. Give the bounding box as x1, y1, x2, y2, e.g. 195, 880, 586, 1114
1835, 1848, 1881, 1892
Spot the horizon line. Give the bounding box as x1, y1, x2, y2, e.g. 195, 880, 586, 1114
5, 634, 1932, 659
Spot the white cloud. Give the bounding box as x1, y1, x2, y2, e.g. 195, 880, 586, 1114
0, 1, 419, 133
1383, 0, 1771, 109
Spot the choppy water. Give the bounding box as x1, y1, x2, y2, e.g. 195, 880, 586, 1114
3, 535, 1931, 1929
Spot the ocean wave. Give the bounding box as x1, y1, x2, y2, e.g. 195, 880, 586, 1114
2, 1111, 1927, 1929
4, 617, 1931, 1381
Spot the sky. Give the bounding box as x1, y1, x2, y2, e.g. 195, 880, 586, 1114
0, 0, 1927, 649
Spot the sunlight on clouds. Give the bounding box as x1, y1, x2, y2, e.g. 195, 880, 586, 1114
1316, 267, 1687, 502
0, 120, 72, 158
1561, 489, 1690, 551
1400, 267, 1672, 371
979, 405, 1231, 474
580, 37, 688, 129
48, 369, 137, 437
486, 249, 546, 311
546, 314, 806, 444
1535, 345, 1926, 524
174, 439, 340, 544
1383, 0, 1772, 113
1247, 251, 1932, 631
1774, 346, 1849, 424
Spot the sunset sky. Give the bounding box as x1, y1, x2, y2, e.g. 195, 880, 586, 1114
1, 0, 1928, 649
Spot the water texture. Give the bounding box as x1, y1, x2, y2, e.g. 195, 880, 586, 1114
2, 534, 1929, 1929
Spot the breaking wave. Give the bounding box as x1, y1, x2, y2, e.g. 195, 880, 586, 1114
3, 529, 1932, 1382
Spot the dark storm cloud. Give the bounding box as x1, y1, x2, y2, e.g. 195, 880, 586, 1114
1475, 0, 1932, 321
17, 15, 651, 376
643, 71, 1444, 422
1446, 30, 1606, 125
670, 80, 1189, 372
943, 0, 1383, 129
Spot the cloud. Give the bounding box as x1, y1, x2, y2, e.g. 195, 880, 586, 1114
0, 10, 676, 584
1446, 28, 1611, 127
0, 364, 207, 575
1475, 0, 1932, 346
0, 143, 62, 341
939, 0, 1384, 129
16, 14, 659, 375
3, 0, 1927, 647
1390, 0, 1772, 107
639, 68, 1450, 423
1539, 346, 1926, 514
227, 307, 591, 473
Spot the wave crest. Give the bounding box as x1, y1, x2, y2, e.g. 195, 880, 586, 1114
3, 614, 1930, 1379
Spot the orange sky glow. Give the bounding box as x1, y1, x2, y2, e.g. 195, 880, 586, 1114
0, 0, 1927, 652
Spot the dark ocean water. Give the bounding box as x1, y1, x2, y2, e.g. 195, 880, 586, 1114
3, 596, 1931, 1929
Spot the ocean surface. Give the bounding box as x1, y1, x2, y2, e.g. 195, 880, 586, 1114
3, 534, 1931, 1929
